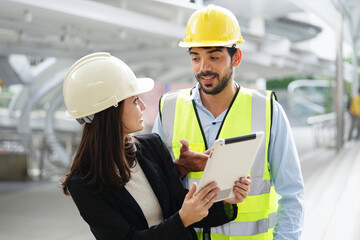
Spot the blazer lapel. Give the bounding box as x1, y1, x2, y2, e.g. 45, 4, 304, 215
110, 186, 149, 227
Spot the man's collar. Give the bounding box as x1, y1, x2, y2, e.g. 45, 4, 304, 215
184, 83, 201, 103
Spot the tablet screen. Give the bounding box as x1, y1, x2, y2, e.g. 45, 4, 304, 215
195, 132, 263, 202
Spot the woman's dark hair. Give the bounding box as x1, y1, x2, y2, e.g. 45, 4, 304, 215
61, 101, 137, 195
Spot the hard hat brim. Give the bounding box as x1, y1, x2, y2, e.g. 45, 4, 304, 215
133, 77, 155, 96
178, 39, 245, 48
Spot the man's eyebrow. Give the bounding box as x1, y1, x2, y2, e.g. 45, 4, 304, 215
189, 48, 223, 55
189, 51, 198, 55
207, 48, 223, 54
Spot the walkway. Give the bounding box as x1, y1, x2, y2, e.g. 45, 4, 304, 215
0, 181, 92, 240
300, 140, 360, 240
0, 126, 360, 239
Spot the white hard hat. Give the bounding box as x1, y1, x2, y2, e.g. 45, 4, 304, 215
63, 52, 154, 119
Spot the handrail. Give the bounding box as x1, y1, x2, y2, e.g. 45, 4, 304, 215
306, 112, 351, 148
287, 79, 335, 117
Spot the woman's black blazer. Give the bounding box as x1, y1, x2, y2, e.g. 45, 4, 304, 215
68, 133, 237, 240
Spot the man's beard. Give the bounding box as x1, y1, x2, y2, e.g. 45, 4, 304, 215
196, 67, 233, 95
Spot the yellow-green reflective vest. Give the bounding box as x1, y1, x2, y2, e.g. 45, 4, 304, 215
160, 87, 277, 240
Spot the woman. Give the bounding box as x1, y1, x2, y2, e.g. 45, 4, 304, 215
61, 52, 251, 239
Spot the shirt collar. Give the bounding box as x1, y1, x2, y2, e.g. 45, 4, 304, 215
185, 83, 201, 103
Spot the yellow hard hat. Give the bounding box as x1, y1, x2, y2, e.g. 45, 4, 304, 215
179, 4, 245, 48
63, 52, 154, 119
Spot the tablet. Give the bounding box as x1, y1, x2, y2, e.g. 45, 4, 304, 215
195, 132, 264, 202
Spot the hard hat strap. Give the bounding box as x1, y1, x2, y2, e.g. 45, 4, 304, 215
76, 114, 94, 125
224, 43, 237, 48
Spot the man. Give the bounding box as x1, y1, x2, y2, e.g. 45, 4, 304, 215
348, 88, 360, 140
153, 4, 304, 240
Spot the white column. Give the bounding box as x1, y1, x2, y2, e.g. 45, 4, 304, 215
335, 10, 344, 151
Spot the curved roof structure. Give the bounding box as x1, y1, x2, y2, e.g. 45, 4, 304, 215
0, 0, 358, 158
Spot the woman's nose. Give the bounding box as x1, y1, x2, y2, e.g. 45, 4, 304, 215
139, 98, 146, 110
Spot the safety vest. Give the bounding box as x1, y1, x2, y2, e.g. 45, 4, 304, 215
160, 87, 277, 240
349, 94, 360, 117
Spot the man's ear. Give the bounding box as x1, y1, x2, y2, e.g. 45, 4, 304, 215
232, 49, 242, 67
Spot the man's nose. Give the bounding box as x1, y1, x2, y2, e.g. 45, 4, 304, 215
200, 59, 211, 72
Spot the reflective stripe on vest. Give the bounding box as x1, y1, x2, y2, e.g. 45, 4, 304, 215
160, 88, 206, 158
160, 87, 277, 239
160, 90, 182, 159
198, 212, 276, 237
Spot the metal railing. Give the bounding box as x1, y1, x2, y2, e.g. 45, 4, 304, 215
306, 112, 351, 148
0, 129, 81, 180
